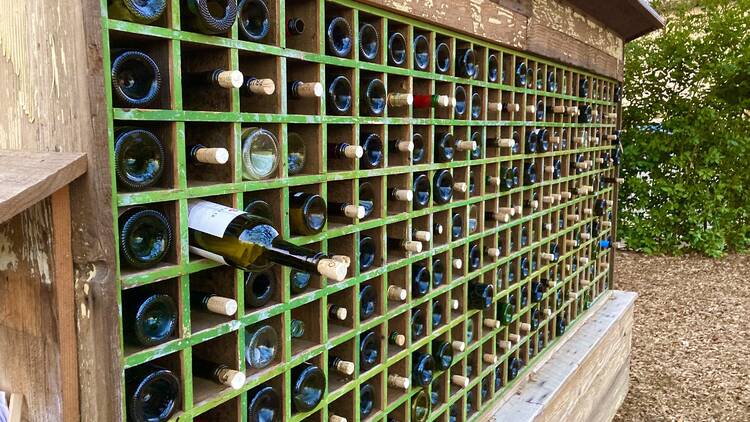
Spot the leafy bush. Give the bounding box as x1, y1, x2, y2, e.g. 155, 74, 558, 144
620, 0, 750, 256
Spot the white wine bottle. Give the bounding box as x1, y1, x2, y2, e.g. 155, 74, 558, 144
188, 200, 349, 280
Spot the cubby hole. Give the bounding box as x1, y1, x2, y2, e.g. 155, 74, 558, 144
124, 352, 184, 421
386, 21, 410, 69
488, 50, 500, 84
287, 182, 325, 238
412, 301, 430, 341
121, 278, 181, 356
411, 258, 431, 300
387, 357, 410, 403
470, 128, 483, 161
386, 173, 412, 216
185, 122, 235, 186
327, 180, 356, 229
194, 395, 239, 421
359, 176, 384, 220
449, 284, 466, 323
114, 120, 177, 194
189, 266, 238, 334
355, 11, 383, 63
239, 124, 283, 181
469, 165, 483, 198
328, 286, 356, 338
325, 65, 355, 116
454, 84, 470, 121
291, 298, 323, 357
359, 325, 385, 375
387, 221, 413, 263
290, 355, 325, 416
236, 51, 280, 113
359, 278, 384, 322
435, 81, 453, 120
327, 124, 356, 172
180, 43, 235, 112
324, 4, 355, 59
287, 123, 322, 177
387, 266, 409, 312
329, 338, 356, 392
433, 210, 450, 246
467, 204, 480, 236
118, 200, 179, 276
386, 74, 411, 118
361, 372, 384, 420
285, 0, 320, 52
192, 331, 240, 402
452, 166, 469, 202
452, 126, 470, 162
244, 314, 284, 376
413, 77, 433, 119
109, 32, 173, 109
287, 59, 322, 115
467, 384, 480, 417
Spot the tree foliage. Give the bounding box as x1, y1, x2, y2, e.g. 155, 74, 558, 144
620, 0, 750, 256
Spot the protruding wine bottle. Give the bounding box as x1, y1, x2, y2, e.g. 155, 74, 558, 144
412, 263, 431, 297
185, 0, 237, 34
189, 144, 229, 166
432, 340, 454, 370
360, 132, 384, 169
188, 200, 349, 280
361, 78, 387, 116
412, 173, 431, 209
413, 34, 430, 70
328, 199, 365, 220
468, 281, 494, 310
326, 75, 353, 115
244, 324, 279, 369
119, 207, 173, 269
191, 291, 238, 316
388, 32, 407, 66
326, 16, 353, 57
328, 304, 348, 321
289, 81, 323, 99
291, 362, 326, 412
389, 330, 406, 347
456, 48, 477, 79
329, 355, 355, 376
388, 237, 422, 253
413, 94, 451, 109
185, 68, 244, 90
241, 77, 275, 98
289, 191, 327, 236
359, 22, 379, 61
125, 364, 180, 422
123, 291, 177, 346
237, 0, 269, 40
241, 127, 279, 180
114, 127, 165, 190
247, 385, 281, 422
328, 142, 363, 162
109, 0, 166, 23
360, 330, 380, 370
111, 50, 161, 107
435, 42, 451, 74
193, 357, 245, 390
412, 351, 435, 387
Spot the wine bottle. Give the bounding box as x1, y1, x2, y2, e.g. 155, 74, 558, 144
432, 258, 445, 287
247, 385, 281, 421
389, 330, 406, 347
241, 127, 279, 180
184, 68, 244, 90
578, 77, 589, 98
191, 291, 238, 316
328, 142, 363, 161
291, 362, 326, 412
412, 132, 426, 164
241, 77, 275, 97
326, 16, 353, 57
530, 307, 541, 330
468, 281, 494, 310
360, 330, 380, 370
515, 60, 527, 87
243, 197, 273, 220
328, 304, 348, 321
193, 357, 245, 389
289, 80, 323, 99
454, 85, 467, 116
361, 78, 387, 116
359, 236, 376, 271
468, 243, 481, 271
111, 50, 161, 107
244, 324, 279, 369
488, 54, 499, 82
412, 173, 431, 209
290, 319, 305, 338
244, 268, 276, 308
435, 42, 451, 74
535, 99, 546, 121
412, 263, 431, 297
470, 132, 482, 160
556, 316, 567, 336
358, 181, 376, 219
123, 291, 177, 346
496, 301, 513, 325
578, 104, 593, 123
360, 132, 384, 169
524, 162, 537, 185
389, 185, 413, 203
525, 130, 539, 154
328, 199, 365, 220
411, 308, 426, 341
433, 169, 454, 205
388, 32, 407, 66
114, 127, 165, 190
360, 383, 376, 417
434, 132, 455, 163
413, 94, 451, 109
614, 83, 623, 102
359, 284, 378, 320
388, 237, 422, 253
329, 355, 355, 376
125, 364, 180, 421
432, 340, 454, 370
185, 0, 236, 34
189, 144, 229, 166
456, 48, 477, 79
412, 351, 435, 387
287, 17, 305, 36
471, 92, 482, 119
413, 34, 430, 70
433, 223, 444, 236
237, 0, 270, 40
412, 389, 431, 422
188, 200, 349, 279
119, 207, 173, 269
359, 22, 379, 61
412, 228, 431, 243
326, 75, 353, 115
432, 300, 443, 327
109, 0, 166, 23
451, 212, 463, 239
289, 191, 327, 236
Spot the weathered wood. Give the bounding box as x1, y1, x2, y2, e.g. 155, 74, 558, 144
565, 0, 665, 42
0, 150, 87, 225
8, 394, 23, 422
487, 290, 636, 422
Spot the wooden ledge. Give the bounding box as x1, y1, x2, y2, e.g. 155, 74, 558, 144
566, 0, 665, 42
0, 150, 87, 224
487, 290, 637, 422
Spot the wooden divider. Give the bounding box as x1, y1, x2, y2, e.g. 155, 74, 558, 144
100, 0, 621, 420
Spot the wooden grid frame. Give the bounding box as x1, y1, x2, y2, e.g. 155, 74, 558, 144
100, 0, 621, 420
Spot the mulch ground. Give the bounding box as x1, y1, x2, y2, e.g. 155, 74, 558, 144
613, 251, 750, 422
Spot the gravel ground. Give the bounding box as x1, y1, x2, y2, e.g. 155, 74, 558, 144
613, 251, 750, 422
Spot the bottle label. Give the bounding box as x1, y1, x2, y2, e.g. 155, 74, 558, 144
189, 246, 228, 266
188, 200, 245, 238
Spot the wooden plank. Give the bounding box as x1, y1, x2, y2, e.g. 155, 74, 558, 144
564, 0, 665, 42
0, 150, 86, 225
8, 393, 22, 422
486, 290, 637, 422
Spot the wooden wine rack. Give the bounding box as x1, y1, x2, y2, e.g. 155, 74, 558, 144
102, 0, 622, 420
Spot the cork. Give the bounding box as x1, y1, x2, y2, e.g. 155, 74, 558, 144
508, 333, 521, 342
217, 70, 244, 89
599, 263, 610, 272
561, 191, 572, 200
334, 360, 355, 375
550, 135, 561, 143
584, 208, 593, 216
615, 178, 625, 184
295, 82, 323, 98
498, 207, 515, 216
393, 334, 406, 346
505, 103, 520, 113
483, 354, 498, 364
607, 112, 618, 119
393, 189, 413, 202
436, 95, 451, 107
453, 182, 468, 193
388, 93, 413, 107
602, 221, 613, 228
455, 140, 476, 151
519, 323, 531, 333
592, 109, 600, 117
487, 176, 502, 186
566, 106, 578, 115
217, 367, 246, 390
318, 258, 348, 281
580, 233, 592, 240
544, 308, 552, 317
387, 374, 410, 390
331, 306, 347, 320
567, 214, 580, 223
403, 240, 422, 253
488, 102, 502, 112
497, 138, 515, 148
514, 205, 524, 215
195, 147, 230, 164
553, 193, 563, 202
597, 157, 606, 164
486, 248, 500, 258
529, 200, 539, 210
574, 136, 586, 145
330, 416, 348, 422
387, 285, 407, 301
451, 340, 466, 352
542, 196, 554, 204
450, 96, 457, 108
491, 212, 509, 223
566, 239, 579, 248
544, 165, 555, 174
547, 279, 557, 288
498, 340, 512, 350
484, 318, 500, 329
552, 105, 566, 113
450, 299, 460, 310
544, 223, 553, 232
343, 145, 364, 159
343, 205, 365, 219
577, 187, 588, 196
575, 162, 589, 170
206, 296, 238, 316
580, 279, 591, 287
452, 259, 463, 269
413, 230, 431, 242
540, 253, 556, 262
452, 375, 470, 388
332, 255, 352, 267
580, 257, 590, 265
525, 105, 536, 114
245, 78, 276, 95
395, 139, 414, 152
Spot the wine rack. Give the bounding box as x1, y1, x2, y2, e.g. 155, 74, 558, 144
102, 0, 621, 420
